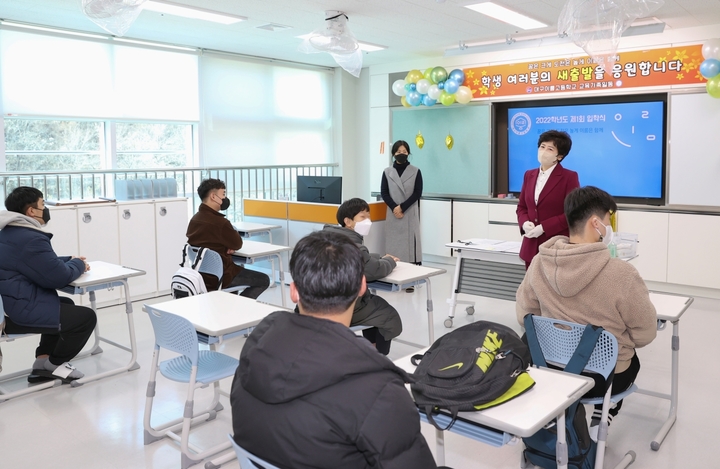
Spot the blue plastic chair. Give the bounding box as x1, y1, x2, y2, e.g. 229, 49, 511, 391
228, 434, 281, 469
526, 316, 637, 469
186, 245, 246, 295
143, 305, 240, 469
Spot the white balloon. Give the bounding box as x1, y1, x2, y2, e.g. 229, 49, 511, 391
392, 79, 407, 96
416, 78, 431, 95
455, 86, 473, 104
703, 38, 720, 60
427, 84, 441, 100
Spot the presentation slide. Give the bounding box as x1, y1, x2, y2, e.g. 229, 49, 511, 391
507, 101, 665, 199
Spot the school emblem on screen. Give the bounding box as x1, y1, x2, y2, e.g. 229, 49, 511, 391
510, 112, 531, 136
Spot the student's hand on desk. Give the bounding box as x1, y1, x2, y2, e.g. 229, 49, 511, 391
72, 256, 91, 271
384, 254, 400, 262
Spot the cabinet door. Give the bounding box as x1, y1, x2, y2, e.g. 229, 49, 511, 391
77, 204, 121, 304
420, 200, 451, 258
453, 202, 489, 243
667, 213, 720, 289
118, 202, 158, 298
155, 199, 189, 294
488, 203, 522, 242
46, 206, 79, 257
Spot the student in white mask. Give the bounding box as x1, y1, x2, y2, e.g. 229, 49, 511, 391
321, 198, 402, 354
516, 130, 580, 269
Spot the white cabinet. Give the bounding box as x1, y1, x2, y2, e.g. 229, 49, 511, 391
617, 210, 668, 282
77, 204, 121, 305
487, 203, 522, 242
118, 201, 158, 299
453, 202, 489, 243
420, 200, 452, 258
46, 205, 79, 257
155, 199, 190, 294
667, 213, 720, 289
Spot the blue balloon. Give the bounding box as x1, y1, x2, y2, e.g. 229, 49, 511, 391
422, 95, 437, 106
700, 58, 720, 79
406, 90, 422, 106
448, 69, 465, 85
444, 79, 460, 94
410, 83, 417, 91
437, 81, 445, 90
404, 83, 412, 92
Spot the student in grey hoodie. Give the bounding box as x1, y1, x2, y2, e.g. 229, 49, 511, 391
516, 186, 656, 440
0, 187, 95, 383
322, 198, 402, 354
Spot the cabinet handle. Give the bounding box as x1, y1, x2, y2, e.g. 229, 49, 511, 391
159, 207, 167, 216
83, 213, 92, 223
123, 209, 131, 220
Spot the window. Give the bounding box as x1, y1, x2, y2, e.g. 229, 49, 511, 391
116, 122, 193, 169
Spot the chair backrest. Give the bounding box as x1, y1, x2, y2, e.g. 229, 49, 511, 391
228, 435, 281, 469
187, 245, 223, 289
529, 316, 618, 380
145, 304, 199, 365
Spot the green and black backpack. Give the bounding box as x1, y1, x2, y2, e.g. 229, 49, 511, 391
410, 320, 536, 430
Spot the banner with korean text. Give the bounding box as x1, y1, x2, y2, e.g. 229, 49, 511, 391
462, 45, 705, 99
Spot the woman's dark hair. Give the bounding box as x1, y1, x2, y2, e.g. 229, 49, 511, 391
564, 186, 617, 235
336, 198, 370, 226
289, 231, 364, 315
197, 178, 226, 201
391, 140, 411, 156
5, 186, 44, 215
538, 130, 572, 159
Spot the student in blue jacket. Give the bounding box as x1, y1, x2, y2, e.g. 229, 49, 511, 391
0, 187, 95, 383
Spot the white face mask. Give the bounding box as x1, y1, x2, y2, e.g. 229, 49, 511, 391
353, 218, 373, 237
537, 149, 558, 168
595, 220, 614, 246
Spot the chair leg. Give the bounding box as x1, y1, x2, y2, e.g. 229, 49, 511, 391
594, 388, 613, 469
144, 347, 165, 445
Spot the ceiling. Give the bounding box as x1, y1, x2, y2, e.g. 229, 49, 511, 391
1, 0, 719, 70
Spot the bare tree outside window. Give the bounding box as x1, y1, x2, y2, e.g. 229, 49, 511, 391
116, 122, 192, 169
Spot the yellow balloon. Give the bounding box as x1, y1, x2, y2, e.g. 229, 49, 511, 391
708, 76, 720, 99
423, 67, 434, 83
415, 131, 425, 149
445, 133, 454, 150
405, 69, 424, 84
401, 96, 411, 107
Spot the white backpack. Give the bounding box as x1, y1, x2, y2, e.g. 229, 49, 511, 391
171, 245, 209, 299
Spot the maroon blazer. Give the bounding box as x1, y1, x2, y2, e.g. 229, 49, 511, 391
516, 163, 580, 264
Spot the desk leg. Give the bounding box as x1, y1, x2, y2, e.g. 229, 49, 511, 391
84, 290, 103, 355
445, 254, 464, 328
435, 428, 445, 466
267, 231, 277, 289
426, 279, 435, 345
276, 253, 287, 307
650, 320, 680, 451
556, 410, 568, 469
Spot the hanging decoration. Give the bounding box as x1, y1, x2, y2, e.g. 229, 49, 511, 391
392, 67, 474, 106
700, 38, 720, 99
445, 133, 454, 150
415, 131, 425, 149
81, 0, 146, 37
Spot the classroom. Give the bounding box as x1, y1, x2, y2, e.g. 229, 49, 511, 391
1, 1, 719, 468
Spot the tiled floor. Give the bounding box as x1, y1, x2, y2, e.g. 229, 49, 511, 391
1, 263, 717, 469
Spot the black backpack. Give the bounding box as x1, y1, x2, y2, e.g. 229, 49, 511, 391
521, 314, 599, 469
410, 320, 535, 430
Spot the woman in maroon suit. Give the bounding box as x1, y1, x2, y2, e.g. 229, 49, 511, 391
516, 130, 580, 269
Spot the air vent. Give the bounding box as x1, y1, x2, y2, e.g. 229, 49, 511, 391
256, 23, 292, 32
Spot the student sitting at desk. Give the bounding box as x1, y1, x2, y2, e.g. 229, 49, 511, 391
322, 197, 402, 355
231, 231, 448, 469
0, 187, 95, 383
186, 178, 270, 299
515, 186, 656, 441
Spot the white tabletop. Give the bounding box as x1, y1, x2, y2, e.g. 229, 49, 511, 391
147, 291, 287, 336
649, 292, 693, 322
446, 240, 522, 254
233, 239, 291, 258
70, 261, 145, 287
395, 347, 594, 437
234, 221, 282, 234
377, 262, 447, 284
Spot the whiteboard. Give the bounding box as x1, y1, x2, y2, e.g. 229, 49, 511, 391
668, 93, 720, 206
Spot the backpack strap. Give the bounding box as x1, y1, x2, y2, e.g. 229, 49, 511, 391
180, 244, 189, 268
424, 405, 459, 431
191, 247, 206, 271
564, 324, 603, 375
523, 314, 547, 368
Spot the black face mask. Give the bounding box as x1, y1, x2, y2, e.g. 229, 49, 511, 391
394, 154, 408, 164
219, 198, 231, 211
42, 207, 51, 224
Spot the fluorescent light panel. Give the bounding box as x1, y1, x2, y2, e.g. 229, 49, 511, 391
464, 2, 547, 30
296, 33, 387, 52
0, 20, 107, 39
143, 0, 247, 25
112, 37, 197, 51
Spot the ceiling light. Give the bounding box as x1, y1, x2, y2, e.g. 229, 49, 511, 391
112, 37, 197, 51
143, 0, 247, 25
0, 20, 108, 39
464, 2, 547, 30
296, 33, 387, 52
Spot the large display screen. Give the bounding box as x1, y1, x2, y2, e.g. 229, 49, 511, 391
506, 97, 666, 202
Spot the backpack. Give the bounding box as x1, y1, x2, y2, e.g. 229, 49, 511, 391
171, 245, 208, 299
521, 315, 600, 469
410, 320, 536, 431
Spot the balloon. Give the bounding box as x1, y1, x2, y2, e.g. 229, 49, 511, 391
702, 38, 720, 60
422, 94, 437, 106
401, 96, 411, 107
392, 79, 407, 96
430, 66, 448, 85
448, 69, 465, 85
404, 83, 412, 92
437, 80, 445, 90
427, 84, 441, 100
406, 90, 422, 106
405, 69, 424, 84
708, 75, 720, 99
444, 79, 460, 94
423, 67, 434, 83
455, 86, 473, 104
700, 58, 720, 79
439, 90, 456, 106
416, 78, 431, 94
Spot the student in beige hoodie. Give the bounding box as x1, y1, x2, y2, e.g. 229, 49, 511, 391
516, 186, 657, 439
